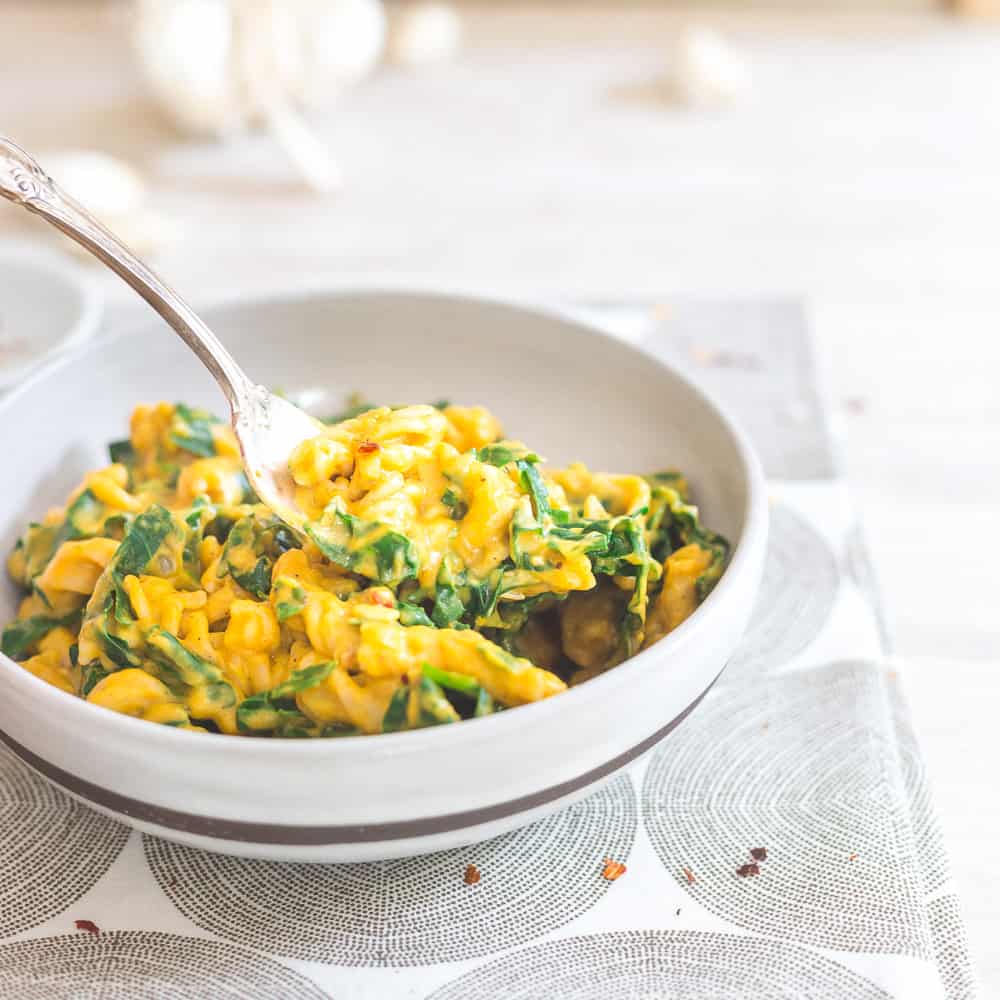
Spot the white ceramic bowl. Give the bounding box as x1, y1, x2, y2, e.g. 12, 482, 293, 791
0, 239, 103, 390
0, 291, 766, 861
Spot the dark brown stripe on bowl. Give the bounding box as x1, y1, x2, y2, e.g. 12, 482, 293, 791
0, 675, 717, 846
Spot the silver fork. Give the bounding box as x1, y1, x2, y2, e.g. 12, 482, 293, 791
0, 136, 322, 532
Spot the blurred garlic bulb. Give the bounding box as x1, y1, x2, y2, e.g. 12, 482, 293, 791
291, 0, 386, 104
35, 151, 175, 257
134, 0, 243, 136
388, 3, 461, 67
44, 152, 146, 220
133, 0, 387, 192
670, 26, 749, 108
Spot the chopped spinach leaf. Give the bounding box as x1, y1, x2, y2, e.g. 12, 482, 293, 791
381, 685, 410, 733
398, 602, 435, 628
80, 662, 109, 696
474, 686, 497, 717
415, 675, 461, 727
97, 628, 140, 669
236, 661, 335, 733
421, 662, 480, 696
108, 439, 135, 465
441, 488, 468, 520
1, 610, 80, 661
271, 661, 335, 698
478, 442, 540, 467
219, 513, 301, 600
170, 403, 222, 457
115, 505, 177, 579
272, 577, 307, 622
145, 626, 224, 689
517, 459, 551, 518
431, 586, 465, 628
305, 500, 419, 586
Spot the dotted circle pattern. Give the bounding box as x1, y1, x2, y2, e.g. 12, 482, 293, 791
727, 503, 839, 676
929, 895, 978, 1000
0, 931, 328, 999
886, 670, 948, 896
0, 747, 129, 937
145, 774, 638, 966
426, 930, 891, 1000
643, 661, 931, 957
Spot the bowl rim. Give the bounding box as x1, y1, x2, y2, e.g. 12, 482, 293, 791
0, 287, 768, 761
0, 239, 104, 389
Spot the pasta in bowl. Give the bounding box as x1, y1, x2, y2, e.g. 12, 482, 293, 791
0, 290, 766, 860
3, 397, 728, 739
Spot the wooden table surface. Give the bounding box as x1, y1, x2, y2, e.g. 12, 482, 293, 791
2, 2, 997, 990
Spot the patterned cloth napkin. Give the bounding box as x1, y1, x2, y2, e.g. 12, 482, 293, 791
0, 299, 978, 999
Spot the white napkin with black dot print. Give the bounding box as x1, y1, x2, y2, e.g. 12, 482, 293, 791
0, 300, 977, 1000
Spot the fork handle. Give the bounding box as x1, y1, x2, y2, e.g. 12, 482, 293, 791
0, 136, 250, 408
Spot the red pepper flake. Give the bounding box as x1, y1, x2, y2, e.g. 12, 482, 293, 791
74, 920, 100, 937
368, 589, 394, 607
357, 441, 380, 454
750, 847, 767, 862
463, 864, 481, 885
848, 853, 858, 862
737, 863, 760, 878
682, 867, 696, 884
601, 858, 627, 881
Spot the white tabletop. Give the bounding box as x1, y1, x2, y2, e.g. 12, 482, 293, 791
1, 3, 997, 990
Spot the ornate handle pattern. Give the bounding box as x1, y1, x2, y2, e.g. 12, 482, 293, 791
0, 138, 58, 207
0, 135, 251, 409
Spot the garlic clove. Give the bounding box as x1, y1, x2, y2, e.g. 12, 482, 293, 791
40, 151, 147, 221
133, 0, 246, 136
288, 0, 387, 107
28, 150, 177, 258
670, 26, 750, 108
388, 2, 462, 68
131, 0, 367, 194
